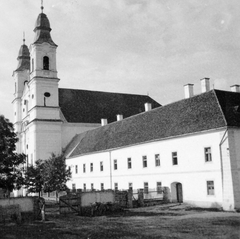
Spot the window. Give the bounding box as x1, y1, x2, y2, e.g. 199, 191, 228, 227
129, 183, 133, 191
32, 58, 34, 72
157, 182, 162, 194
72, 183, 76, 192
100, 161, 103, 171
155, 154, 160, 167
172, 152, 178, 165
90, 163, 93, 172
114, 159, 117, 170
43, 56, 49, 70
205, 147, 212, 162
75, 165, 78, 174
143, 156, 147, 168
83, 164, 86, 173
207, 181, 214, 195
114, 183, 118, 191
101, 183, 104, 191
91, 183, 94, 190
83, 183, 86, 191
127, 158, 132, 169
144, 182, 148, 193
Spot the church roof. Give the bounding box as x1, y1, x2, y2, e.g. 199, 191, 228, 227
15, 44, 30, 71
59, 88, 161, 123
66, 89, 240, 158
33, 13, 57, 46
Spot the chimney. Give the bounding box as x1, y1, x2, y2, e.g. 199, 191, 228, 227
184, 84, 194, 98
101, 118, 108, 126
117, 114, 123, 121
230, 85, 240, 93
144, 102, 152, 112
200, 78, 210, 93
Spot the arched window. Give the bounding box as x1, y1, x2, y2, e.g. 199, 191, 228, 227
43, 56, 49, 70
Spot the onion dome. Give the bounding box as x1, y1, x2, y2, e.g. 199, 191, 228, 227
15, 40, 30, 71
33, 12, 57, 46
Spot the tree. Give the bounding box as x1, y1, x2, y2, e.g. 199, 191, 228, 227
42, 154, 71, 197
23, 153, 71, 198
0, 115, 26, 195
24, 159, 44, 197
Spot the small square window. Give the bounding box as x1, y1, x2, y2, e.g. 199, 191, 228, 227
144, 182, 148, 193
157, 182, 162, 194
90, 163, 93, 172
155, 154, 160, 167
127, 158, 132, 169
143, 156, 147, 168
114, 183, 118, 191
207, 181, 214, 195
101, 183, 104, 191
114, 159, 117, 170
205, 147, 212, 162
172, 152, 178, 165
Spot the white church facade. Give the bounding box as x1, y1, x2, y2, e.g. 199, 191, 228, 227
12, 7, 240, 211
12, 7, 160, 165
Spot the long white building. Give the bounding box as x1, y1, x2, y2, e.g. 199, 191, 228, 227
66, 80, 240, 211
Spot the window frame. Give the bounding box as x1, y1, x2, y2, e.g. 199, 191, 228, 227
129, 182, 133, 191
172, 152, 178, 165
142, 155, 147, 168
156, 182, 162, 194
83, 164, 86, 173
114, 183, 118, 191
90, 163, 93, 172
144, 182, 149, 194
204, 147, 212, 162
207, 180, 215, 196
127, 157, 132, 169
101, 183, 104, 191
100, 161, 103, 171
75, 165, 78, 174
155, 154, 160, 167
114, 159, 118, 170
43, 56, 49, 70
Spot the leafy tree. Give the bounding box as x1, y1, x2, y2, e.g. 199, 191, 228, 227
24, 153, 71, 198
24, 159, 44, 197
42, 153, 71, 197
0, 115, 26, 195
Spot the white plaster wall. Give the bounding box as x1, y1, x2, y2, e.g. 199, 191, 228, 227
67, 129, 226, 208
61, 123, 100, 149
28, 121, 62, 162
228, 128, 240, 209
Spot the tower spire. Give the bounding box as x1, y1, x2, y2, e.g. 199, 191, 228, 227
23, 32, 25, 45
41, 0, 44, 13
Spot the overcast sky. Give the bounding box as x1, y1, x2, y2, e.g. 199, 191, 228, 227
1, 0, 240, 121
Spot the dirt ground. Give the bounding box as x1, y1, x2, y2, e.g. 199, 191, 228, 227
0, 203, 240, 239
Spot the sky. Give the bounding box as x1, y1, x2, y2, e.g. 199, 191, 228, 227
1, 0, 240, 122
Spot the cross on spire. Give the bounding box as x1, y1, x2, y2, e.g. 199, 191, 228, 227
41, 0, 44, 13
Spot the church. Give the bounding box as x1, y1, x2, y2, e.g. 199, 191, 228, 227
13, 7, 240, 211
12, 6, 160, 165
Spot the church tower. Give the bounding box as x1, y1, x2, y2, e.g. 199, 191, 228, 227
13, 5, 62, 165
12, 37, 30, 154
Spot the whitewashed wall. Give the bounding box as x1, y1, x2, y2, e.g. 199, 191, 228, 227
67, 128, 236, 209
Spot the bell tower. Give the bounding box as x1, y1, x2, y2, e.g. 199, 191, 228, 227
26, 4, 62, 162
12, 36, 30, 154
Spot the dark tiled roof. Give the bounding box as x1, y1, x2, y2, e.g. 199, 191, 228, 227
66, 89, 240, 158
33, 13, 57, 46
59, 88, 161, 123
15, 44, 30, 71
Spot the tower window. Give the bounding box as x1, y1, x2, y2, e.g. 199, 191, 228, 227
32, 58, 34, 72
43, 56, 49, 70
